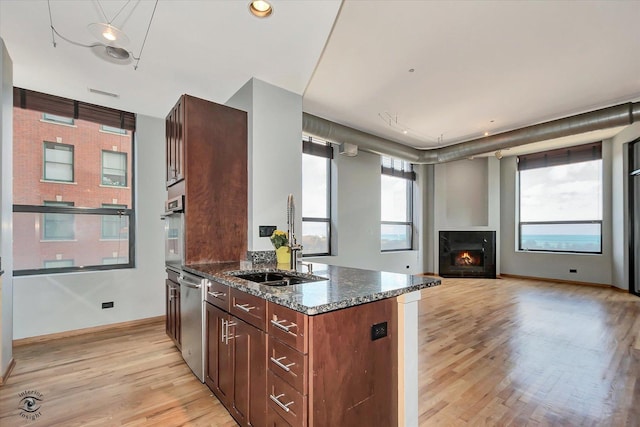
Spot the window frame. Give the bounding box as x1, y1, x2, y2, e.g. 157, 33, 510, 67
13, 88, 137, 276
301, 137, 333, 257
381, 156, 415, 252
101, 150, 128, 187
43, 141, 74, 182
517, 142, 603, 255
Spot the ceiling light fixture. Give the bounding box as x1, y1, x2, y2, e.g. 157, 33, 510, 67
249, 0, 273, 18
47, 0, 158, 70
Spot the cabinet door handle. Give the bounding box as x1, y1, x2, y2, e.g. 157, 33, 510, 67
269, 393, 294, 413
270, 356, 295, 372
225, 321, 237, 345
270, 319, 295, 333
234, 303, 255, 313
221, 318, 226, 343
207, 291, 225, 299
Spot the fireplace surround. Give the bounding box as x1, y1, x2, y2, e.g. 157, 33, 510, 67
439, 231, 496, 278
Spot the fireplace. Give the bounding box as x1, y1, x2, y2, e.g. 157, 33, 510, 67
439, 231, 496, 278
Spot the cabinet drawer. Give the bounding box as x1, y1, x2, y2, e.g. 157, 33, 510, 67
268, 371, 307, 427
268, 338, 307, 394
267, 405, 293, 427
268, 302, 308, 353
230, 288, 266, 330
205, 280, 229, 311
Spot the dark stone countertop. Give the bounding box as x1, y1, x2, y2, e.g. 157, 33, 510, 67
182, 261, 441, 315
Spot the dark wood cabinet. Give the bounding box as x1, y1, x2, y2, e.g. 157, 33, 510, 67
206, 301, 267, 427
165, 271, 181, 349
165, 96, 184, 187
165, 94, 247, 264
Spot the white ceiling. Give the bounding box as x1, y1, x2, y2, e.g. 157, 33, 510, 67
1, 0, 639, 154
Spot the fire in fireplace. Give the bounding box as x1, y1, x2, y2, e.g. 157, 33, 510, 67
439, 231, 496, 278
453, 250, 483, 267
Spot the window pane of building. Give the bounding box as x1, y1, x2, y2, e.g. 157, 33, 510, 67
302, 153, 328, 218
102, 204, 128, 239
381, 175, 409, 222
102, 151, 127, 187
43, 259, 74, 268
43, 113, 74, 125
381, 223, 412, 251
519, 158, 603, 253
14, 210, 130, 272
380, 156, 414, 251
302, 143, 331, 256
302, 221, 329, 255
44, 142, 74, 182
43, 201, 74, 240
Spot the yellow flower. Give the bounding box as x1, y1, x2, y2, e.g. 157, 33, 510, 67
270, 230, 289, 249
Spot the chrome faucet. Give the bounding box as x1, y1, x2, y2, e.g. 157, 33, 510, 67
287, 194, 302, 270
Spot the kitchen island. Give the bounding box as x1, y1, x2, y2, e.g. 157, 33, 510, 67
183, 261, 440, 427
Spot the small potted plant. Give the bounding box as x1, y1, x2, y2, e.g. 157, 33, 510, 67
270, 230, 290, 265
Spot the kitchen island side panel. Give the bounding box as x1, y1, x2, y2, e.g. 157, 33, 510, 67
308, 298, 397, 427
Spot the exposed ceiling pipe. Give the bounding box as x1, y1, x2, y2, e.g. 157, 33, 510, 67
302, 101, 640, 164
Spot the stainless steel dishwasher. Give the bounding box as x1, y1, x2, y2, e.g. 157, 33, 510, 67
178, 271, 207, 382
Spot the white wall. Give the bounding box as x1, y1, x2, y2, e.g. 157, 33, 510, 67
0, 38, 14, 376
13, 114, 166, 339
432, 157, 501, 274
306, 150, 424, 275
499, 143, 614, 285
226, 78, 303, 253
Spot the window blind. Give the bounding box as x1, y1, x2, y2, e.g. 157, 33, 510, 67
517, 141, 602, 171
14, 87, 136, 131
303, 137, 333, 159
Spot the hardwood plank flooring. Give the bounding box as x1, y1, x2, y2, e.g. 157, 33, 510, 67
1, 277, 638, 426
419, 277, 640, 426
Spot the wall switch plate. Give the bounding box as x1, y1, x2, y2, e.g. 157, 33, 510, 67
102, 301, 114, 309
371, 322, 388, 341
259, 225, 277, 237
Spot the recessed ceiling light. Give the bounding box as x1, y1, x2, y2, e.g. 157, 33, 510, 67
249, 0, 273, 18
484, 131, 489, 136
408, 68, 415, 73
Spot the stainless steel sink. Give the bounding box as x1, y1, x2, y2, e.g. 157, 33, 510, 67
232, 271, 320, 286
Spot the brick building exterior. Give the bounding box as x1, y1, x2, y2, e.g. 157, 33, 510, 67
13, 107, 133, 271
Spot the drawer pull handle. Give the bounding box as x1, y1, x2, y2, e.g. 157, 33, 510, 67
207, 291, 226, 299
270, 393, 294, 413
270, 356, 295, 372
221, 318, 226, 343
270, 319, 296, 333
234, 303, 255, 313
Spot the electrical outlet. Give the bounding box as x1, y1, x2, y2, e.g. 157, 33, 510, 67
259, 225, 277, 238
371, 322, 388, 341
569, 269, 577, 273
102, 301, 114, 309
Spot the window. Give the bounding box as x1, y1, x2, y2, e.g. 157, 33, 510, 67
43, 142, 74, 182
43, 201, 75, 240
44, 259, 74, 268
102, 151, 127, 187
101, 204, 128, 239
13, 88, 136, 276
42, 113, 74, 125
302, 137, 332, 256
381, 156, 415, 251
100, 125, 127, 135
518, 142, 602, 254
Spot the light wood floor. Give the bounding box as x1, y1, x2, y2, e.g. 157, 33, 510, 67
0, 277, 638, 426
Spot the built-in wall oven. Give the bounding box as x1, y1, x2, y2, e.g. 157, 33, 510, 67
163, 195, 185, 271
